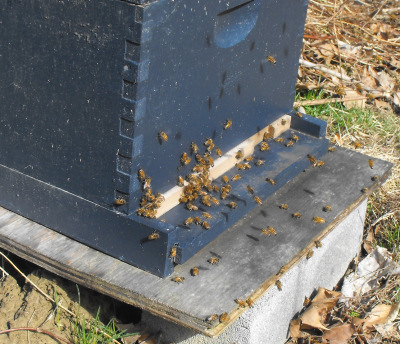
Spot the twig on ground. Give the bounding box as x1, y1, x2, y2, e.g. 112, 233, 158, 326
0, 327, 73, 344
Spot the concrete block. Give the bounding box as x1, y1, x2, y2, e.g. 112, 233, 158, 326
141, 199, 367, 344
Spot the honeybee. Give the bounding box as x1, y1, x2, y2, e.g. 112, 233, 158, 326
210, 197, 220, 205
323, 205, 332, 212
143, 177, 152, 189
276, 280, 282, 291
158, 131, 168, 142
191, 267, 199, 276
148, 232, 160, 240
186, 202, 198, 211
285, 141, 294, 148
208, 257, 219, 264
292, 212, 302, 218
236, 163, 244, 170
224, 119, 232, 130
372, 175, 378, 181
178, 175, 184, 187
315, 160, 324, 168
219, 312, 229, 323
232, 174, 242, 181
278, 266, 288, 275
295, 111, 303, 118
267, 55, 276, 64
194, 216, 202, 225
362, 187, 369, 193
235, 299, 247, 307
254, 196, 262, 205
228, 202, 238, 209
274, 138, 284, 143
266, 178, 276, 185
170, 246, 177, 258
202, 212, 212, 219
281, 119, 287, 125
263, 131, 271, 141
235, 150, 244, 160
255, 159, 265, 166
315, 240, 322, 248
184, 217, 194, 226
306, 250, 314, 259
291, 133, 299, 142
181, 152, 191, 165
202, 221, 210, 230
206, 142, 215, 153
204, 138, 213, 147
137, 168, 146, 181
220, 191, 228, 200
261, 226, 276, 236
222, 175, 229, 184
247, 185, 254, 194
206, 314, 218, 323
354, 141, 362, 149
191, 142, 199, 154
280, 204, 289, 210
179, 196, 188, 203
260, 142, 270, 151
335, 85, 345, 97
303, 297, 311, 307
313, 216, 326, 223
114, 198, 126, 206
243, 163, 251, 169
172, 276, 184, 283
245, 156, 254, 162
328, 146, 336, 152
307, 154, 317, 166
216, 148, 222, 157
368, 159, 374, 169
246, 298, 254, 308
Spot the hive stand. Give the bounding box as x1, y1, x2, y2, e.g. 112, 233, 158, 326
0, 147, 392, 343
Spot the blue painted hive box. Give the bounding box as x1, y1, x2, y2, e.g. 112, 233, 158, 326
0, 0, 328, 277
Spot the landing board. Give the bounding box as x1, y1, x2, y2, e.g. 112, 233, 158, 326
0, 147, 392, 336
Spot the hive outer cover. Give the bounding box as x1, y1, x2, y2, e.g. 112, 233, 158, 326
0, 0, 320, 277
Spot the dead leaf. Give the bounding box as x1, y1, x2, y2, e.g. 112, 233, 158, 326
363, 227, 375, 253
322, 322, 355, 344
299, 288, 341, 331
290, 318, 302, 338
374, 322, 397, 338
343, 89, 365, 109
363, 302, 400, 332
374, 99, 392, 111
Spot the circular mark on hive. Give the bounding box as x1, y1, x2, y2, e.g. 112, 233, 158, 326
214, 0, 261, 48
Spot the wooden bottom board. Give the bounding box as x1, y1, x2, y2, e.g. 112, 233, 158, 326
0, 147, 392, 336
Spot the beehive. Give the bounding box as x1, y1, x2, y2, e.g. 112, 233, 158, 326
0, 0, 328, 276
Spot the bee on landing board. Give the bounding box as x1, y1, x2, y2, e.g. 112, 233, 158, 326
260, 142, 270, 151
235, 150, 244, 160
222, 175, 229, 184
228, 202, 238, 209
280, 204, 289, 210
267, 55, 276, 64
231, 174, 242, 182
148, 232, 159, 240
276, 280, 282, 291
206, 314, 218, 324
219, 312, 229, 323
254, 196, 262, 205
323, 205, 332, 212
246, 298, 254, 308
306, 250, 314, 259
255, 159, 265, 166
303, 297, 311, 307
224, 119, 232, 130
266, 178, 276, 185
235, 299, 247, 308
208, 257, 220, 264
247, 185, 255, 194
292, 212, 302, 219
169, 246, 177, 258
137, 168, 146, 181
190, 142, 199, 154
328, 146, 336, 152
113, 198, 126, 206
315, 240, 322, 248
313, 216, 326, 224
216, 148, 222, 157
368, 159, 374, 169
191, 267, 199, 276
172, 276, 184, 283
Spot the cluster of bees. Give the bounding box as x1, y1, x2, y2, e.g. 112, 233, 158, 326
136, 169, 165, 218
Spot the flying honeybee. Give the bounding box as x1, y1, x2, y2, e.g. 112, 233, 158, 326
306, 250, 314, 259
276, 280, 282, 291
368, 159, 374, 169
228, 202, 238, 209
313, 216, 326, 223
267, 55, 276, 64
224, 119, 232, 130
254, 196, 262, 205
235, 299, 247, 307
137, 168, 146, 181
158, 131, 168, 142
293, 212, 302, 218
216, 148, 222, 157
232, 174, 242, 181
148, 232, 160, 240
172, 276, 184, 283
208, 257, 219, 264
266, 178, 276, 185
191, 267, 199, 276
280, 204, 289, 210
